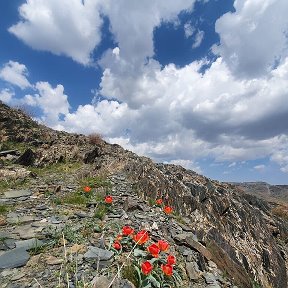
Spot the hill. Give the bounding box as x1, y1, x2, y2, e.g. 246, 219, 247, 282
0, 102, 287, 288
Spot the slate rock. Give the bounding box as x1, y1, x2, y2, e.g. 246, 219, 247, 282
0, 247, 30, 268
4, 189, 32, 199
186, 262, 200, 280
15, 238, 43, 250
15, 148, 35, 166
204, 272, 217, 284
84, 246, 114, 261
91, 275, 110, 288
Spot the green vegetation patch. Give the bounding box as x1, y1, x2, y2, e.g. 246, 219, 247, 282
0, 204, 9, 215
29, 161, 82, 176
0, 178, 30, 193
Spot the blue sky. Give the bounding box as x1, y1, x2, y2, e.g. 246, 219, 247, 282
1, 0, 288, 184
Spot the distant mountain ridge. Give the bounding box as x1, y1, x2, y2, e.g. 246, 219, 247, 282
231, 181, 288, 203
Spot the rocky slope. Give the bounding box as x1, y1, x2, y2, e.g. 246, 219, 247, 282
0, 102, 288, 288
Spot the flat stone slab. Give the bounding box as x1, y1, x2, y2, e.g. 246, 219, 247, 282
84, 246, 114, 261
15, 238, 43, 250
0, 247, 30, 268
13, 224, 44, 240
4, 189, 32, 199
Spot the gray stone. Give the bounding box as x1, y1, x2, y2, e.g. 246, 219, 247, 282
4, 189, 32, 199
13, 224, 44, 239
1, 269, 16, 277
3, 239, 16, 249
75, 211, 89, 218
7, 215, 35, 224
0, 247, 30, 268
204, 272, 217, 284
183, 249, 194, 256
84, 246, 114, 261
15, 238, 43, 250
49, 216, 62, 224
11, 272, 26, 281
186, 262, 200, 280
91, 275, 111, 288
206, 284, 221, 288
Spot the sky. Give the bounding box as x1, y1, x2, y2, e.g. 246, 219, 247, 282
0, 0, 288, 184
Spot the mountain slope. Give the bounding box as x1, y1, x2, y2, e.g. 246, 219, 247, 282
0, 102, 287, 288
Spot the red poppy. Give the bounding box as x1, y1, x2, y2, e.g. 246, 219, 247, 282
104, 195, 113, 204
141, 261, 153, 275
113, 241, 121, 250
167, 255, 176, 265
155, 199, 163, 205
161, 264, 173, 276
133, 230, 149, 245
147, 243, 160, 258
157, 240, 169, 252
163, 206, 173, 214
122, 226, 134, 236
83, 186, 91, 193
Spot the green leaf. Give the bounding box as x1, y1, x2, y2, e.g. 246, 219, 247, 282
134, 248, 148, 257
150, 257, 159, 264
172, 270, 183, 283
147, 275, 161, 288
142, 283, 152, 288
135, 265, 142, 286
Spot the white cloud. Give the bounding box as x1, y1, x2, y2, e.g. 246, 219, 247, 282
22, 82, 70, 126
253, 164, 265, 172
184, 22, 195, 38
192, 30, 204, 48
9, 0, 195, 66
7, 0, 288, 176
0, 89, 14, 103
165, 159, 202, 174
214, 0, 288, 78
101, 0, 195, 65
9, 0, 103, 65
0, 61, 32, 89
228, 162, 236, 168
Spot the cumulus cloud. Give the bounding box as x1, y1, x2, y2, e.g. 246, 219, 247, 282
9, 0, 103, 65
214, 0, 288, 78
7, 0, 288, 175
0, 61, 32, 89
101, 0, 195, 65
0, 89, 14, 103
23, 82, 70, 126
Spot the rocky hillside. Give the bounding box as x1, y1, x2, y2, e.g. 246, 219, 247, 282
0, 102, 287, 288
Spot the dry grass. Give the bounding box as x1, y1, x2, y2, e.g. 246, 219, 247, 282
271, 204, 288, 220
88, 133, 103, 146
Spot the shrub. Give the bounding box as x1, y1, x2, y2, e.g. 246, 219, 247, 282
88, 133, 103, 145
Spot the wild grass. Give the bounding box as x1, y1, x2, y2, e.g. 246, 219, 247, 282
0, 177, 30, 193
0, 204, 8, 215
